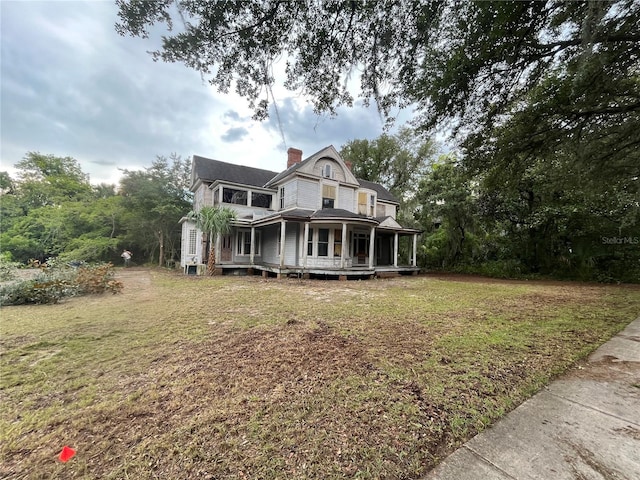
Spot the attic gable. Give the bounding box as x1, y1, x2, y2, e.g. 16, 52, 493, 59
265, 145, 359, 187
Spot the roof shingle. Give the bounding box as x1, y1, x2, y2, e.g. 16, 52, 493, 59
192, 155, 278, 188
357, 178, 398, 203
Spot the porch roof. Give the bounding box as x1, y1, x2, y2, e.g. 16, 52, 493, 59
251, 208, 379, 226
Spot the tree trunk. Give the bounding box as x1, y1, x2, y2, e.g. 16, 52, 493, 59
158, 230, 165, 267
207, 235, 216, 276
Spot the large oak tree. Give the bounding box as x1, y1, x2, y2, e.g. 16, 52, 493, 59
115, 1, 639, 169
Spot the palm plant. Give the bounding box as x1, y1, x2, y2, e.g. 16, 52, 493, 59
188, 206, 237, 275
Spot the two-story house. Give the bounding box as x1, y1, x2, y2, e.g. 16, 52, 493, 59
180, 146, 421, 279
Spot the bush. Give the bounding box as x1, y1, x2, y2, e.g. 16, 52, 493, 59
0, 279, 78, 305
0, 262, 122, 306
0, 252, 19, 281
76, 263, 123, 294
456, 260, 525, 279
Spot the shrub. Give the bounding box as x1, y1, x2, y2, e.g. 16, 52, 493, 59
76, 263, 123, 294
0, 252, 19, 281
0, 262, 122, 306
0, 279, 78, 305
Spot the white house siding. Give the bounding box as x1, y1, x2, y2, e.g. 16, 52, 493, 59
194, 184, 212, 210
338, 186, 355, 211
283, 180, 297, 209
231, 251, 262, 264
378, 202, 397, 219
284, 223, 299, 266
308, 257, 353, 269
258, 223, 299, 266
225, 203, 261, 218
261, 225, 280, 264
180, 220, 202, 267
180, 222, 189, 267
295, 178, 319, 209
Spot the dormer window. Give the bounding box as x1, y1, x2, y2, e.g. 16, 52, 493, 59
323, 164, 332, 178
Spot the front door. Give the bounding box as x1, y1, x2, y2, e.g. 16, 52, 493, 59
221, 234, 232, 262
353, 232, 369, 265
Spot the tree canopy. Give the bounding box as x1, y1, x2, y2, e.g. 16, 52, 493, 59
340, 127, 437, 228
115, 0, 639, 171
1, 153, 191, 266
116, 0, 639, 282
118, 154, 192, 266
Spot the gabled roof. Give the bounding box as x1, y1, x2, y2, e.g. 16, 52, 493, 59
357, 179, 398, 203
265, 155, 308, 186
265, 145, 360, 187
191, 153, 398, 203
192, 155, 278, 189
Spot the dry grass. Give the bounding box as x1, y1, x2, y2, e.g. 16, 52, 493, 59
1, 269, 639, 479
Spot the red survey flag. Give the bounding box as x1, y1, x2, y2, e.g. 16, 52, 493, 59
58, 446, 76, 462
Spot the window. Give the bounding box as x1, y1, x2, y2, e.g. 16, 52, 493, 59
323, 164, 332, 178
307, 229, 314, 256
279, 186, 285, 209
334, 228, 342, 257
358, 192, 367, 215
318, 228, 329, 256
223, 187, 247, 205
187, 229, 197, 255
322, 184, 336, 209
236, 230, 260, 256
370, 194, 376, 216
251, 192, 272, 209
377, 204, 385, 217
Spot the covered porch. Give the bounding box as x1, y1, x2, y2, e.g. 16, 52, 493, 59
247, 209, 421, 279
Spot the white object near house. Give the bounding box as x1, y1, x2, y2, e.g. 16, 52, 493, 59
180, 146, 421, 279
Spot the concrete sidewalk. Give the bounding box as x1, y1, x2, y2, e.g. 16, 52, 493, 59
424, 317, 640, 480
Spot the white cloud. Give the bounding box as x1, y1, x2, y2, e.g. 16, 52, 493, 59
0, 1, 422, 186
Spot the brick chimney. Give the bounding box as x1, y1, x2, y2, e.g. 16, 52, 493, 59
344, 160, 353, 171
287, 147, 302, 168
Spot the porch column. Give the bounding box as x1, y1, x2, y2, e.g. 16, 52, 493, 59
303, 222, 309, 268
393, 232, 399, 267
368, 226, 376, 269
341, 222, 348, 269
412, 233, 417, 267
250, 226, 256, 265
279, 220, 287, 268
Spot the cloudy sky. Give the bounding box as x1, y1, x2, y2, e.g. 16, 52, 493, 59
1, 0, 414, 185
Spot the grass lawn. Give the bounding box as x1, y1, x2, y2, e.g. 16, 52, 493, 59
1, 269, 639, 479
